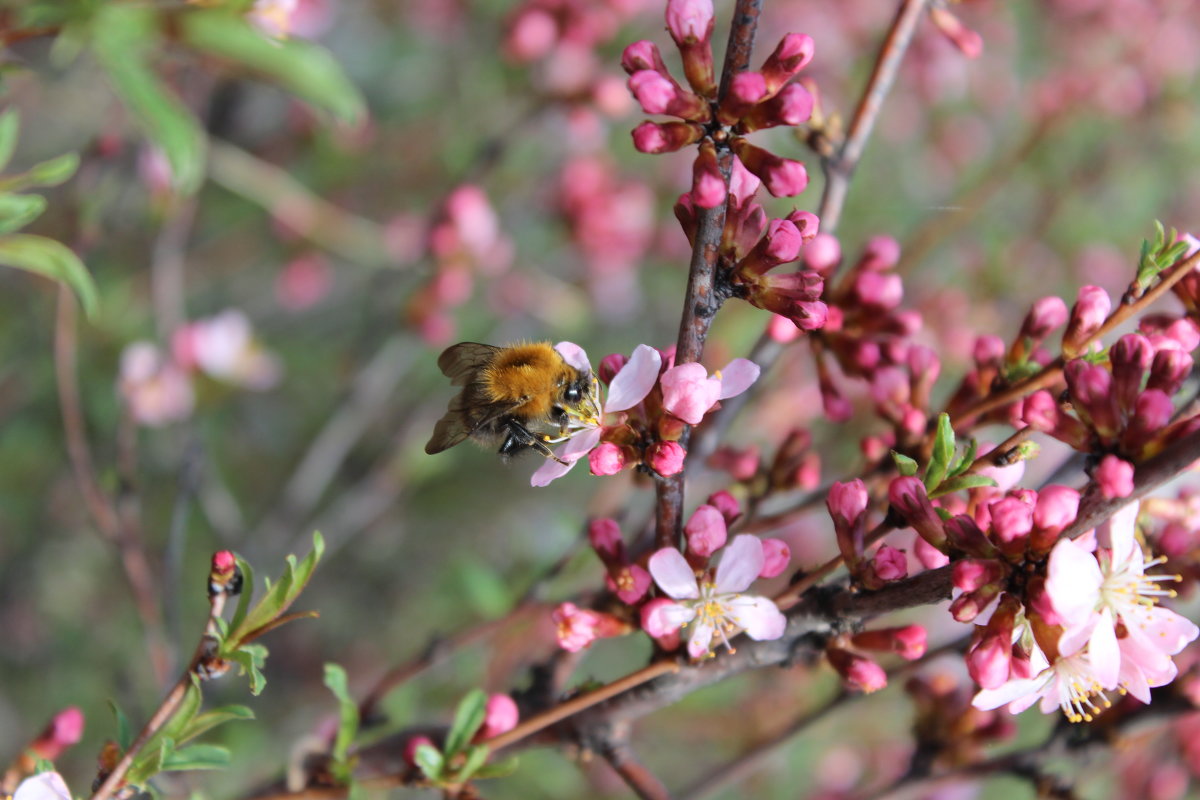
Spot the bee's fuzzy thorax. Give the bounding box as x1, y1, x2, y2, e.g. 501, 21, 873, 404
482, 343, 572, 407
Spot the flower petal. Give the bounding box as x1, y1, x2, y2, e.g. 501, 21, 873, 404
1044, 538, 1102, 624
1087, 607, 1120, 689
644, 600, 696, 635
714, 534, 765, 594
648, 547, 701, 600
1098, 499, 1139, 563
554, 341, 592, 373
530, 429, 602, 487
971, 675, 1047, 711
726, 595, 786, 641
716, 358, 760, 399
606, 345, 662, 412
688, 621, 715, 658
14, 773, 72, 800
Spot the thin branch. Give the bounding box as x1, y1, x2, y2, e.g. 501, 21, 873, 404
597, 735, 674, 800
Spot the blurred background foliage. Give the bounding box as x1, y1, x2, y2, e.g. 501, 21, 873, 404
0, 0, 1198, 797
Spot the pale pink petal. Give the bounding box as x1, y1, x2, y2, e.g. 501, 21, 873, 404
661, 362, 721, 424
971, 676, 1047, 711
714, 534, 765, 593
716, 358, 760, 399
1058, 615, 1096, 659
1044, 539, 1102, 623
606, 345, 662, 412
688, 621, 715, 658
554, 341, 592, 373
644, 600, 696, 635
1118, 655, 1154, 703
1133, 605, 1199, 655
726, 595, 786, 640
1097, 500, 1139, 562
1087, 608, 1120, 689
530, 428, 602, 487
14, 773, 71, 800
648, 547, 701, 600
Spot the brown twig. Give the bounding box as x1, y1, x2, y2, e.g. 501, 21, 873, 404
55, 287, 171, 685
598, 734, 674, 800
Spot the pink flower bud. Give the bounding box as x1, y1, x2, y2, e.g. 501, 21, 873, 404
854, 271, 903, 310
725, 71, 768, 114
589, 442, 627, 476
852, 625, 927, 660
953, 558, 1002, 592
858, 236, 901, 271
738, 219, 803, 276
1096, 455, 1135, 500
599, 352, 628, 385
708, 444, 761, 481
477, 694, 519, 740
786, 210, 819, 242
666, 0, 714, 44
691, 144, 726, 209
888, 476, 947, 550
759, 538, 791, 578
760, 33, 815, 93
1148, 348, 1193, 397
628, 70, 707, 119
733, 140, 808, 197
648, 440, 686, 476
966, 633, 1011, 690
1064, 360, 1120, 436
685, 504, 728, 558
706, 489, 742, 523
827, 648, 887, 693
988, 495, 1034, 548
949, 585, 1000, 622
30, 707, 84, 761
872, 545, 908, 581
974, 335, 1006, 366
1019, 295, 1069, 341
621, 40, 669, 76
588, 518, 624, 561
1124, 389, 1174, 451
1063, 285, 1111, 355
1030, 485, 1080, 551
631, 120, 704, 154
804, 232, 840, 274
505, 8, 557, 62
828, 479, 869, 524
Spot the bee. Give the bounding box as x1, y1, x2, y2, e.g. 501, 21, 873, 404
425, 342, 602, 463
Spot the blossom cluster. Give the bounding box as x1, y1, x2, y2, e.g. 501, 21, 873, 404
118, 309, 281, 427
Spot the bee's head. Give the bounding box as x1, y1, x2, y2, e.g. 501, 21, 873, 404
560, 370, 602, 427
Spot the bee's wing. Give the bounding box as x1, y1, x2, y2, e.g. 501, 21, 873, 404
424, 388, 528, 454
437, 342, 501, 387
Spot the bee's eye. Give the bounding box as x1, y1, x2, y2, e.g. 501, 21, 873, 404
564, 387, 581, 403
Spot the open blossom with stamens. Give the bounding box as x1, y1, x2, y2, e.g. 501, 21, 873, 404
647, 535, 786, 659
972, 641, 1113, 722
1046, 501, 1198, 691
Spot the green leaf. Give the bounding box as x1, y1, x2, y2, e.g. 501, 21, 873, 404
225, 556, 255, 641
924, 412, 955, 492
179, 705, 254, 745
229, 644, 269, 695
109, 700, 134, 751
458, 744, 490, 782
0, 192, 46, 233
928, 474, 999, 499
948, 437, 978, 479
445, 689, 487, 759
0, 109, 18, 171
180, 11, 365, 123
161, 744, 231, 772
229, 532, 323, 645
0, 233, 99, 318
471, 756, 520, 780
323, 663, 359, 767
890, 451, 918, 477
92, 5, 206, 194
413, 743, 444, 781
0, 152, 80, 192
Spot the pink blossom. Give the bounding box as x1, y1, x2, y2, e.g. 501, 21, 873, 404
685, 504, 727, 557
827, 648, 887, 693
706, 489, 741, 523
1096, 455, 1135, 499
804, 233, 841, 274
606, 564, 652, 605
553, 602, 607, 652
647, 440, 686, 476
172, 310, 281, 390
532, 344, 661, 486
276, 254, 332, 310
118, 343, 195, 427
665, 0, 713, 44
972, 644, 1110, 722
759, 538, 790, 578
647, 535, 787, 659
690, 144, 726, 208
1063, 285, 1111, 354
1020, 296, 1069, 340
660, 358, 760, 424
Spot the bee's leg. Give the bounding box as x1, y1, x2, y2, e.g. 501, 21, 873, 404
499, 420, 568, 464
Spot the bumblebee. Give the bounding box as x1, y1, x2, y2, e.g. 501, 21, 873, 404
425, 342, 602, 463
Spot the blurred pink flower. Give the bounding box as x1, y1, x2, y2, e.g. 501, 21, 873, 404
173, 310, 282, 391
118, 342, 195, 427
276, 254, 333, 311
14, 773, 71, 800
